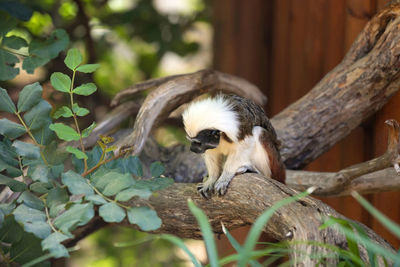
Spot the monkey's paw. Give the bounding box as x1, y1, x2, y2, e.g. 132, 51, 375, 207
214, 179, 231, 196
197, 181, 214, 199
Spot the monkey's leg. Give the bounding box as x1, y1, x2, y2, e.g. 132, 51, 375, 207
214, 153, 251, 196
197, 152, 222, 198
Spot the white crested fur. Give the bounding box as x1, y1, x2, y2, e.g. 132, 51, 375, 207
182, 96, 239, 142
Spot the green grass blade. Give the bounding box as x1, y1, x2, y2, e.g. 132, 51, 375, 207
238, 188, 313, 267
160, 234, 202, 267
221, 223, 262, 267
352, 191, 400, 240
188, 199, 219, 267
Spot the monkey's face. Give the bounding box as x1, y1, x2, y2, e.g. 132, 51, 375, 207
187, 129, 221, 154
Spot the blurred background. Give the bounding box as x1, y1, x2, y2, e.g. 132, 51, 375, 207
1, 0, 400, 266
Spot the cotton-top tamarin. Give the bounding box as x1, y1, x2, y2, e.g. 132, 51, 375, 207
182, 94, 286, 198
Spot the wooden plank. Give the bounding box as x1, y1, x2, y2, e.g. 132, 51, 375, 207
270, 0, 291, 115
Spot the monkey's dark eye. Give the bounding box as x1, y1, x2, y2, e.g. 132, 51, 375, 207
211, 130, 219, 135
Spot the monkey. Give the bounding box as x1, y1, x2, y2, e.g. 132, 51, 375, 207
182, 94, 286, 198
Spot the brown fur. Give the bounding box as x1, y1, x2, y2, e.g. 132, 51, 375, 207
260, 131, 286, 183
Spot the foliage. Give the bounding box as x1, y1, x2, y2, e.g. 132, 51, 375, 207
0, 48, 174, 266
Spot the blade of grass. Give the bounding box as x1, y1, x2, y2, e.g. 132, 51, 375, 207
160, 234, 202, 267
188, 199, 218, 267
352, 191, 400, 240
221, 222, 262, 267
238, 188, 314, 267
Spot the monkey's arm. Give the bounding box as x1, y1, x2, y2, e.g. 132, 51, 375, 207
197, 151, 222, 198
213, 149, 252, 195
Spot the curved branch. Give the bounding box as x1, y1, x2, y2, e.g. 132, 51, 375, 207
272, 4, 400, 169
114, 69, 267, 155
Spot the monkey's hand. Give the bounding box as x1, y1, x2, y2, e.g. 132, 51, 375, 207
197, 178, 215, 199
214, 166, 253, 196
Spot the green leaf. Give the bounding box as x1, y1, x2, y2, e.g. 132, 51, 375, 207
73, 83, 97, 96
150, 161, 165, 177
53, 203, 94, 234
82, 122, 96, 138
0, 215, 23, 243
0, 87, 16, 113
30, 182, 52, 194
41, 232, 69, 258
0, 118, 25, 139
17, 82, 43, 113
85, 195, 107, 205
24, 221, 51, 239
10, 232, 47, 265
0, 11, 17, 36
17, 191, 44, 210
0, 50, 19, 80
23, 100, 52, 131
115, 187, 152, 201
0, 157, 22, 177
102, 173, 134, 197
99, 202, 126, 223
53, 106, 73, 119
50, 72, 71, 93
124, 156, 143, 177
47, 187, 69, 218
66, 146, 88, 160
31, 119, 55, 146
127, 206, 161, 231
73, 103, 89, 117
0, 173, 26, 192
14, 204, 46, 224
61, 170, 94, 196
12, 140, 40, 159
188, 199, 219, 267
3, 36, 27, 49
29, 164, 51, 183
76, 63, 100, 73
23, 29, 69, 74
49, 123, 80, 141
64, 48, 82, 70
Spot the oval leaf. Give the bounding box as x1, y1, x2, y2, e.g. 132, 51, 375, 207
64, 48, 82, 70
66, 146, 88, 160
53, 106, 73, 119
50, 72, 71, 93
73, 83, 96, 96
127, 206, 161, 231
61, 170, 94, 196
49, 123, 80, 141
76, 63, 100, 73
0, 118, 26, 139
17, 82, 43, 112
150, 161, 165, 177
99, 202, 126, 223
0, 87, 16, 113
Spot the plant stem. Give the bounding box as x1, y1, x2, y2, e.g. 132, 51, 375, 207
87, 180, 130, 209
82, 151, 126, 177
44, 205, 59, 233
15, 112, 49, 166
69, 70, 88, 172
